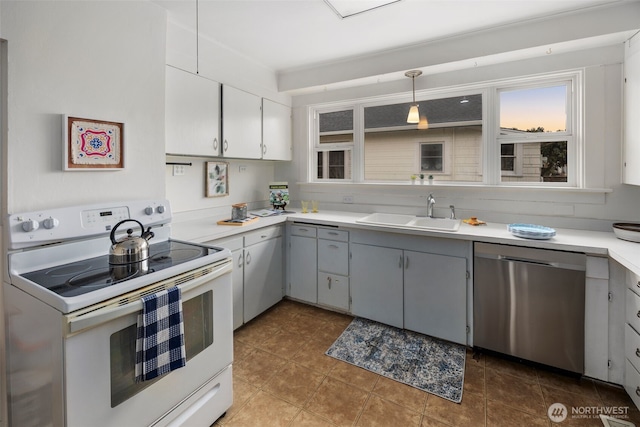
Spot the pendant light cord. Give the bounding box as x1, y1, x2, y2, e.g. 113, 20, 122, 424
196, 0, 199, 74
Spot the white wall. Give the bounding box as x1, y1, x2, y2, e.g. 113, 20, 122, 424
278, 44, 640, 231
0, 1, 167, 214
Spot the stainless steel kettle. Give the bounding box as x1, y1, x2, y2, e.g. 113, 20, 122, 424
109, 219, 155, 265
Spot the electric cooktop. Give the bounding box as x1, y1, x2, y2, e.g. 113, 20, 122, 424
22, 240, 221, 298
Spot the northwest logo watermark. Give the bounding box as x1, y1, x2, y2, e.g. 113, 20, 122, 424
548, 403, 631, 422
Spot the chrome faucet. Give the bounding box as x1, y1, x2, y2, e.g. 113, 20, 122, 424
427, 194, 436, 218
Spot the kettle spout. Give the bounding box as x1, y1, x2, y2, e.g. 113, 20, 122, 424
141, 227, 155, 241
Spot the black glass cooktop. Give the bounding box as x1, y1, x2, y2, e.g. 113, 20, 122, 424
22, 240, 221, 298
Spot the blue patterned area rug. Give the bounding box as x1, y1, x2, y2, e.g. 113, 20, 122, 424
326, 317, 466, 403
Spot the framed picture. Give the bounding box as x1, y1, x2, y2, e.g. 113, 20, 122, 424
63, 115, 124, 171
206, 161, 229, 197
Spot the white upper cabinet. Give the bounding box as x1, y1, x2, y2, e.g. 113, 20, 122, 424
165, 66, 221, 156
262, 99, 292, 161
221, 85, 263, 159
624, 33, 640, 185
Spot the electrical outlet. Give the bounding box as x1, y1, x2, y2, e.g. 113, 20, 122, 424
172, 165, 185, 176
238, 165, 247, 173
343, 195, 354, 204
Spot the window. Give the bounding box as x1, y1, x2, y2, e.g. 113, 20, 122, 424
315, 109, 354, 181
310, 72, 579, 187
498, 82, 573, 184
420, 143, 444, 173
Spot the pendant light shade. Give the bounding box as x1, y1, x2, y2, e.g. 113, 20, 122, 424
405, 70, 423, 124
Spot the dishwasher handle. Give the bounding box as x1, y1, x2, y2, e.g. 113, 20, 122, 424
498, 255, 555, 267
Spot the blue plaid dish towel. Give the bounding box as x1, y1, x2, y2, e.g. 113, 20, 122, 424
135, 286, 186, 382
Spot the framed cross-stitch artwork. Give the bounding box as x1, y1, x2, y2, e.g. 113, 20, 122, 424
63, 115, 124, 171
206, 161, 229, 197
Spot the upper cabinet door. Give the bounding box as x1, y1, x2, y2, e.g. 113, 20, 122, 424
262, 99, 292, 161
624, 33, 640, 186
165, 66, 221, 156
221, 85, 262, 159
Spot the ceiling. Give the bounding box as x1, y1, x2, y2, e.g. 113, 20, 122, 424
153, 0, 638, 94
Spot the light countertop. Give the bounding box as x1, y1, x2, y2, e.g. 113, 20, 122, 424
170, 210, 640, 277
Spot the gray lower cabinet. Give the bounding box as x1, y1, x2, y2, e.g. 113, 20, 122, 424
317, 228, 349, 311
403, 250, 467, 344
624, 269, 640, 408
288, 225, 318, 303
350, 243, 404, 328
208, 225, 284, 329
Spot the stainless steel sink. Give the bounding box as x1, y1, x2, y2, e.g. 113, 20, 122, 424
356, 213, 461, 231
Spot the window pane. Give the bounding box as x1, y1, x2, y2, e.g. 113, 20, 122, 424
421, 143, 443, 172
500, 85, 567, 133
316, 150, 352, 180
500, 141, 567, 183
317, 152, 323, 179
501, 144, 515, 156
319, 110, 353, 132
363, 95, 482, 182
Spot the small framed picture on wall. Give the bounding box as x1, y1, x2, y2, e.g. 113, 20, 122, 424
63, 115, 124, 171
206, 161, 229, 197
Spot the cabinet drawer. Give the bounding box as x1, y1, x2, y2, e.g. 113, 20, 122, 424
627, 288, 640, 332
207, 236, 243, 252
318, 272, 349, 311
626, 324, 640, 373
318, 239, 348, 275
629, 269, 640, 296
318, 228, 348, 242
244, 226, 282, 247
291, 225, 317, 238
625, 359, 640, 410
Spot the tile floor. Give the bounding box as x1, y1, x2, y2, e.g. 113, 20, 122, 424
214, 299, 640, 427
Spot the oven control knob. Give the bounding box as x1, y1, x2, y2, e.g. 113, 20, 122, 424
43, 217, 59, 230
21, 219, 39, 232
144, 207, 154, 215
157, 205, 165, 214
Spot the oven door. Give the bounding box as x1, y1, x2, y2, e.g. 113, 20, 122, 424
63, 259, 233, 427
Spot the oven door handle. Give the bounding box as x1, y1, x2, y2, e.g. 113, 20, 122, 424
66, 259, 232, 335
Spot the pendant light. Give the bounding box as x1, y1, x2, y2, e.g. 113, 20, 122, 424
405, 70, 422, 124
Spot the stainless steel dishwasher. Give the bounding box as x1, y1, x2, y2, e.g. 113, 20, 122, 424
473, 242, 586, 373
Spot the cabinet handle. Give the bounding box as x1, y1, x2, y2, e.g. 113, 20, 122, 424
238, 253, 244, 268
329, 244, 339, 249
636, 387, 640, 397
298, 228, 308, 232
637, 281, 640, 288
328, 231, 339, 235
223, 139, 228, 152
327, 276, 332, 289
263, 144, 267, 155
636, 348, 640, 358
213, 138, 218, 150
637, 310, 640, 319
246, 251, 251, 265
261, 235, 267, 239
405, 256, 409, 269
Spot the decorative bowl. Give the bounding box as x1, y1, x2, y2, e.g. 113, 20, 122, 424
613, 223, 640, 243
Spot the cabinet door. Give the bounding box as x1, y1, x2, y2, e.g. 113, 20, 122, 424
350, 243, 403, 328
624, 32, 640, 185
262, 99, 292, 161
231, 248, 244, 330
318, 272, 349, 311
222, 85, 262, 159
165, 66, 220, 156
404, 250, 467, 344
288, 235, 317, 303
244, 237, 283, 322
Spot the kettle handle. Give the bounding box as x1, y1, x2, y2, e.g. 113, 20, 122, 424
110, 219, 144, 245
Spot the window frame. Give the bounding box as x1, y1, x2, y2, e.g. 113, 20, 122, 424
308, 71, 582, 188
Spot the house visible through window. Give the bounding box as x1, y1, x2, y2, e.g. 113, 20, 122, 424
310, 72, 579, 187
